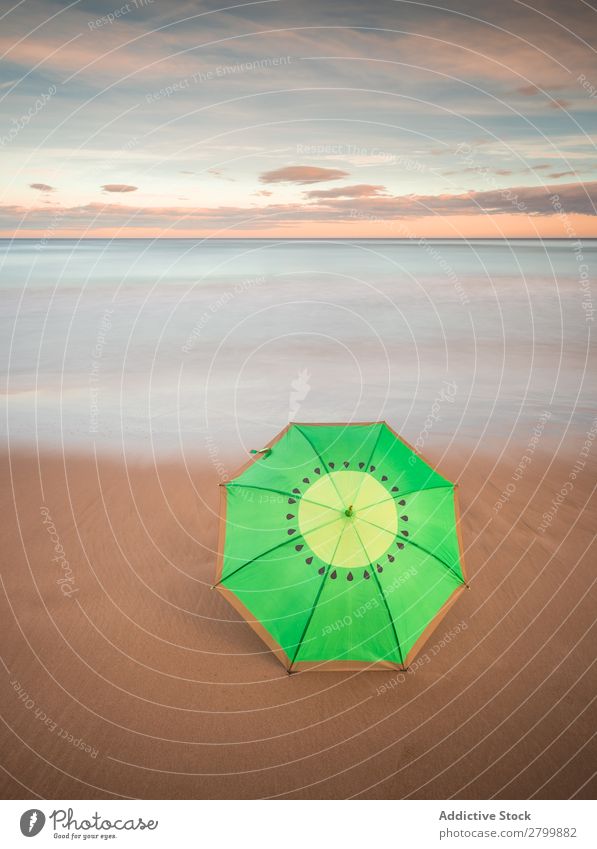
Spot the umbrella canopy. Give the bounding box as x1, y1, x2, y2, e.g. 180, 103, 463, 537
214, 422, 468, 672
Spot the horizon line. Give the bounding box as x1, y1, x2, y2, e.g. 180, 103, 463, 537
1, 236, 596, 242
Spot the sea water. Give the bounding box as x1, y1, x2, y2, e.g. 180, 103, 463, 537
1, 238, 595, 461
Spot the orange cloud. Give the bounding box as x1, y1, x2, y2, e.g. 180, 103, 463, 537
260, 166, 349, 184
101, 184, 138, 193
3, 181, 595, 239
305, 184, 387, 199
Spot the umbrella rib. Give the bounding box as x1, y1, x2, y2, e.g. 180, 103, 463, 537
216, 514, 343, 587
348, 422, 384, 507
358, 483, 454, 513
352, 523, 404, 668
294, 426, 344, 504
225, 482, 341, 513
356, 515, 465, 586
287, 522, 349, 672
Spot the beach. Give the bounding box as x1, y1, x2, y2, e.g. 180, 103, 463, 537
1, 438, 595, 799
1, 239, 595, 799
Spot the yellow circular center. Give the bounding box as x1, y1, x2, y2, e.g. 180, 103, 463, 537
298, 471, 397, 569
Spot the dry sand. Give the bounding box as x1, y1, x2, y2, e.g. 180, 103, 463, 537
1, 442, 595, 799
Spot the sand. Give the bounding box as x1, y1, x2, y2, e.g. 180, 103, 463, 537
1, 442, 595, 800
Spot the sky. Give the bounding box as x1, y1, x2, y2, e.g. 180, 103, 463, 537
0, 0, 596, 238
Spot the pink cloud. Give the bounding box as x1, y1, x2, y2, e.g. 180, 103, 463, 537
4, 181, 595, 235
305, 184, 387, 199
260, 166, 349, 185
29, 183, 55, 193
549, 99, 572, 110
101, 184, 138, 193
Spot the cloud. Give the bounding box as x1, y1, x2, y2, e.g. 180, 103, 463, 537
549, 171, 577, 179
29, 183, 55, 193
321, 181, 597, 218
516, 85, 541, 96
549, 99, 572, 110
254, 190, 273, 197
259, 166, 349, 185
208, 168, 235, 182
305, 184, 388, 199
101, 184, 138, 193
4, 181, 595, 236
515, 84, 568, 97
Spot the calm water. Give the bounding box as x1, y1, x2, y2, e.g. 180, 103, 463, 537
1, 238, 595, 461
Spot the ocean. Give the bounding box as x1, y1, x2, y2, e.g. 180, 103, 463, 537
1, 238, 595, 462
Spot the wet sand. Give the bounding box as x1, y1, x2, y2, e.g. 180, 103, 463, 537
1, 443, 595, 799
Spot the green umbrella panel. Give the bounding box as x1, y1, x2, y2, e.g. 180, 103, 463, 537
214, 421, 468, 672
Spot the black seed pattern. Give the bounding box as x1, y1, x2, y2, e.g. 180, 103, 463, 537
286, 459, 412, 585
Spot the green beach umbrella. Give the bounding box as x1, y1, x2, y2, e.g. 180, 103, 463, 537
214, 422, 468, 672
